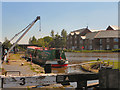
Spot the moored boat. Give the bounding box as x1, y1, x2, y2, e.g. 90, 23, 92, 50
25, 46, 68, 67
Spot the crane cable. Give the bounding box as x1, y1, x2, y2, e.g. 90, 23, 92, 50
9, 16, 41, 42
9, 23, 32, 42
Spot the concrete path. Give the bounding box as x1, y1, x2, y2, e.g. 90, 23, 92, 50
2, 60, 37, 76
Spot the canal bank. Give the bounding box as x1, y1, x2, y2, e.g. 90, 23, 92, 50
2, 53, 45, 76
1, 52, 119, 89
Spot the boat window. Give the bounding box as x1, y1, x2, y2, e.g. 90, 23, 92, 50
34, 50, 37, 57
55, 50, 60, 59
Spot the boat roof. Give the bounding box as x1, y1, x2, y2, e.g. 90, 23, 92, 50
27, 46, 64, 50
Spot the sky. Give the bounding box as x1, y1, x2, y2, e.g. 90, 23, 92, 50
1, 1, 118, 44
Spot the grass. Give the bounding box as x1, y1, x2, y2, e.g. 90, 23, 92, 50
29, 64, 44, 74
7, 53, 45, 74
89, 59, 119, 69
9, 53, 25, 60
64, 49, 120, 53
81, 59, 120, 73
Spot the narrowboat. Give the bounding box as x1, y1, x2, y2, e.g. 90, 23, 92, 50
25, 46, 68, 67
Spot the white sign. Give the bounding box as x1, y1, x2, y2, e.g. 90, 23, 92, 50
2, 74, 57, 88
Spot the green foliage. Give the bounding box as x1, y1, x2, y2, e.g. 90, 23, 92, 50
2, 37, 12, 49
51, 30, 54, 38
61, 29, 67, 48
64, 49, 120, 53
29, 36, 37, 45
112, 49, 120, 52
64, 49, 118, 53
37, 38, 45, 47
43, 36, 53, 43
28, 29, 67, 48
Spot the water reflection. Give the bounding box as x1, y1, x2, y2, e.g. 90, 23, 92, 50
52, 64, 84, 74
52, 67, 68, 73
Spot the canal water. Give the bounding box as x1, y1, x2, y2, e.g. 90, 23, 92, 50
52, 52, 119, 73
66, 52, 119, 63
51, 52, 118, 88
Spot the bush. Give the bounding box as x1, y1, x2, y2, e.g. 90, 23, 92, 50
64, 49, 114, 53
112, 49, 120, 52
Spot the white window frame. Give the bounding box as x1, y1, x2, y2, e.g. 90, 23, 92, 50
100, 39, 102, 44
90, 40, 92, 44
80, 40, 83, 44
106, 45, 110, 49
89, 45, 92, 50
100, 45, 102, 50
75, 40, 77, 44
106, 38, 110, 42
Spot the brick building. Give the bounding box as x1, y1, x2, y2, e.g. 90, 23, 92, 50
67, 27, 91, 50
67, 25, 120, 50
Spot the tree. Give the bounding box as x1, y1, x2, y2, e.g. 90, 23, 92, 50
61, 29, 67, 47
54, 33, 63, 48
43, 36, 53, 47
2, 37, 12, 50
29, 36, 37, 45
50, 30, 54, 38
43, 36, 53, 43
37, 38, 45, 47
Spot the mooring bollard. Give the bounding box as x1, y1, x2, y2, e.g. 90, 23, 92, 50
76, 80, 87, 90
1, 78, 4, 88
44, 64, 51, 74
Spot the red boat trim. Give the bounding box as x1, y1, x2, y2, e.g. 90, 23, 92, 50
52, 64, 68, 67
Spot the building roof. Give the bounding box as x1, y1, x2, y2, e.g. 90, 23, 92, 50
70, 28, 89, 36
85, 32, 99, 39
89, 29, 105, 32
106, 25, 119, 30
95, 30, 120, 38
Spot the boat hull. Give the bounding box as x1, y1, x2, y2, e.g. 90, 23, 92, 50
46, 60, 68, 67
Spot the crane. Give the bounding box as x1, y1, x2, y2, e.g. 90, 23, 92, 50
6, 16, 40, 59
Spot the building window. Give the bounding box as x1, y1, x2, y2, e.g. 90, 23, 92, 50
67, 37, 69, 40
100, 39, 102, 44
106, 45, 110, 50
90, 40, 92, 44
89, 45, 92, 50
100, 45, 102, 50
75, 35, 77, 38
80, 40, 83, 44
106, 38, 110, 42
85, 46, 87, 49
114, 38, 118, 42
114, 45, 118, 49
72, 46, 75, 50
75, 40, 77, 44
75, 46, 77, 49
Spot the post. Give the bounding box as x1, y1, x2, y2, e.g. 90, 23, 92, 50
108, 61, 109, 66
44, 64, 51, 74
113, 60, 114, 68
1, 78, 3, 88
76, 80, 87, 90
